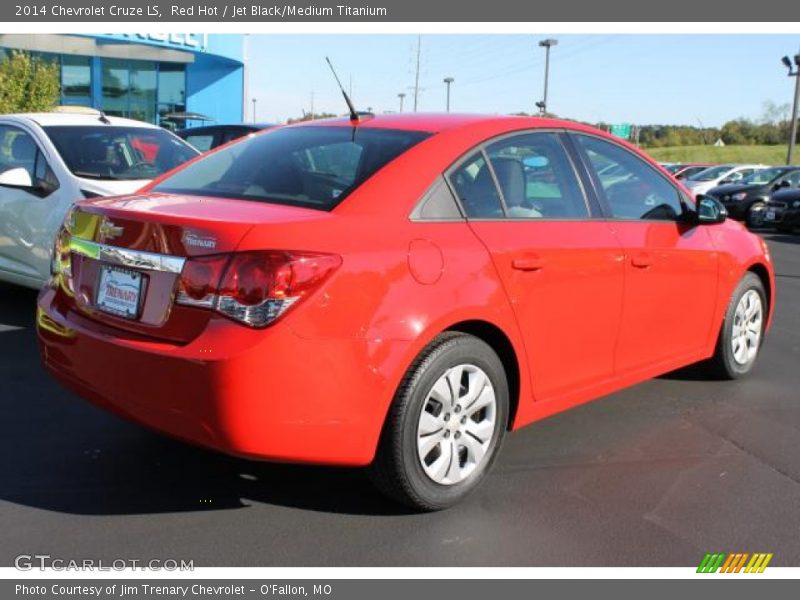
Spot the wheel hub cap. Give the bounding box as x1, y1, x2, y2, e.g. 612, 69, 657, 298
731, 289, 763, 366
416, 364, 497, 486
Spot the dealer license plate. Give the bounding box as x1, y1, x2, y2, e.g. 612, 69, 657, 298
96, 266, 143, 319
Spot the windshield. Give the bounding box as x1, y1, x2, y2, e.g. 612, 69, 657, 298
742, 167, 785, 185
689, 165, 733, 182
45, 126, 199, 181
153, 126, 432, 210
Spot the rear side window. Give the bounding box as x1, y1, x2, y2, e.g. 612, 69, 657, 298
448, 152, 504, 218
184, 134, 215, 152
154, 126, 431, 210
576, 135, 684, 221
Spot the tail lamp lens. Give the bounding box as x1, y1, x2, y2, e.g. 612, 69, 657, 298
175, 251, 341, 327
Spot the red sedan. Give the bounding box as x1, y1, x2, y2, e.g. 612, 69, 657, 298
37, 114, 775, 510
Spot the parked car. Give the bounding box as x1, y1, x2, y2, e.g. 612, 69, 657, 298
38, 114, 774, 510
0, 108, 199, 288
761, 187, 800, 233
177, 124, 275, 152
663, 163, 715, 180
682, 164, 766, 197
707, 166, 800, 227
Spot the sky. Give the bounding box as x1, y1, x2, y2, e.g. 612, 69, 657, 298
248, 34, 800, 127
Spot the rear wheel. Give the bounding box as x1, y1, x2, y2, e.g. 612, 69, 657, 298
705, 272, 767, 379
369, 333, 509, 511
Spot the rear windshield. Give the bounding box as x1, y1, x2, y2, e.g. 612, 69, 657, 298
153, 125, 432, 210
45, 126, 199, 181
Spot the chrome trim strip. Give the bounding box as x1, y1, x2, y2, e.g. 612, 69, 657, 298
68, 237, 186, 274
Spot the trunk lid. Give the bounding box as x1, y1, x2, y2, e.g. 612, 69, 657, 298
60, 193, 325, 343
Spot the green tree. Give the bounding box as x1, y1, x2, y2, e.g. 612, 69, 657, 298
0, 50, 60, 114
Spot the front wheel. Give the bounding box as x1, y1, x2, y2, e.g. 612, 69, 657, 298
705, 272, 767, 379
746, 203, 766, 229
369, 333, 509, 511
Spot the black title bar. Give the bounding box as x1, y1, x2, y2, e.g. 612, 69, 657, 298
2, 0, 799, 22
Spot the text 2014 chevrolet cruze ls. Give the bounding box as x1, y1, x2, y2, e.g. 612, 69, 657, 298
37, 114, 775, 510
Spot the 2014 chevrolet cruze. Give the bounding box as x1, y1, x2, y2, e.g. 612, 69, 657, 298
37, 114, 775, 510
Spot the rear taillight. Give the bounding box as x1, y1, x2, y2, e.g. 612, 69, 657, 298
176, 251, 341, 328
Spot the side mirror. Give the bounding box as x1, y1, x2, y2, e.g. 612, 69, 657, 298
696, 194, 727, 224
0, 167, 33, 189
774, 180, 790, 190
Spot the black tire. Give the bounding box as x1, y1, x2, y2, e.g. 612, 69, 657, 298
369, 332, 509, 511
746, 203, 765, 229
704, 272, 767, 379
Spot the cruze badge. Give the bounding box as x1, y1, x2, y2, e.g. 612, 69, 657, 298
98, 219, 124, 242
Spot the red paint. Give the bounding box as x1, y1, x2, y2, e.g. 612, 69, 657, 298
37, 114, 775, 466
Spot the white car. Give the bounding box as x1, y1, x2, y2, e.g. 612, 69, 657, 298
0, 109, 199, 288
682, 164, 767, 197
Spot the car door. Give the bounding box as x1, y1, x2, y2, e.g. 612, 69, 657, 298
0, 124, 61, 281
448, 131, 625, 401
572, 133, 718, 374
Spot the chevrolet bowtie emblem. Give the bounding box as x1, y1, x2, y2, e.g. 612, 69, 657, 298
98, 219, 124, 242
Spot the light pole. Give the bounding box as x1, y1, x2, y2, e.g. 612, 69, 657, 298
252, 98, 257, 123
782, 53, 800, 165
398, 92, 406, 113
536, 38, 558, 116
443, 77, 454, 112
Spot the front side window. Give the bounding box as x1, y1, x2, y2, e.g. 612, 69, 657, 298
576, 135, 684, 221
784, 170, 800, 187
742, 167, 782, 185
44, 126, 198, 181
153, 126, 431, 210
0, 126, 59, 194
485, 132, 588, 219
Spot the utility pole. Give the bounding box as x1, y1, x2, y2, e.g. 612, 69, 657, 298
310, 91, 315, 119
536, 38, 558, 116
783, 53, 800, 165
242, 34, 250, 124
252, 97, 257, 123
413, 35, 422, 112
398, 92, 406, 113
443, 77, 454, 112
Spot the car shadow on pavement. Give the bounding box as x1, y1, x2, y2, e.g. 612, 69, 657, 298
0, 283, 413, 518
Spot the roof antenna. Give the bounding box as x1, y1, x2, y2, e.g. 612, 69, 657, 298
325, 56, 359, 122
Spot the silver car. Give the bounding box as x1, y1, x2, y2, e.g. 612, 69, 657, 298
0, 108, 198, 289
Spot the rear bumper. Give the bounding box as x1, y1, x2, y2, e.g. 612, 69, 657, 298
36, 286, 401, 466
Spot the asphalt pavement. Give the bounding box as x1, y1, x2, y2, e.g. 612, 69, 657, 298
1, 233, 799, 567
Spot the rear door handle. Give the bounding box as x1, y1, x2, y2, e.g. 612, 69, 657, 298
512, 255, 546, 271
631, 252, 653, 268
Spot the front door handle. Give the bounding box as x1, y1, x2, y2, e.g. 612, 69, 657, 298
631, 252, 653, 268
512, 255, 546, 271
